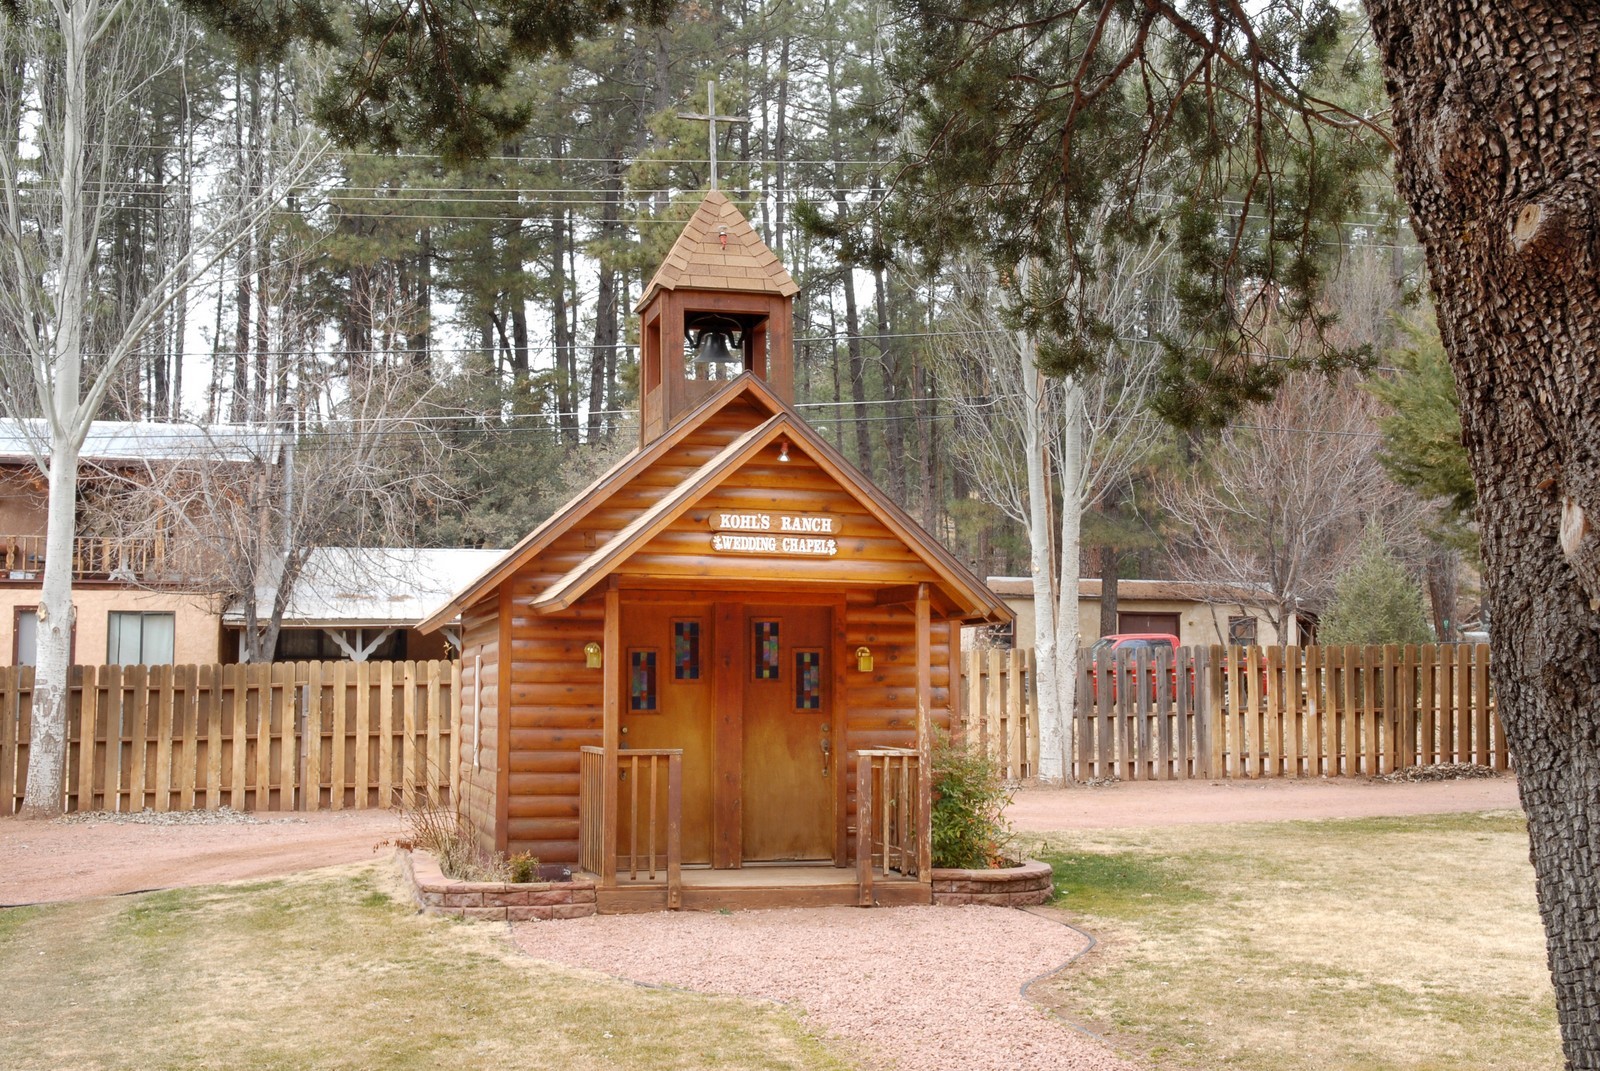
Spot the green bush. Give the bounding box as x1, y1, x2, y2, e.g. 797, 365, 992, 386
507, 851, 540, 883
1319, 524, 1434, 646
930, 731, 1015, 869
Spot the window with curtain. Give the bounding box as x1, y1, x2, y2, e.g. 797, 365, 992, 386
106, 611, 176, 665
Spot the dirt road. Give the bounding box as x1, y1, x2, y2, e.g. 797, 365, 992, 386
0, 777, 1520, 906
1006, 775, 1520, 831
0, 808, 402, 906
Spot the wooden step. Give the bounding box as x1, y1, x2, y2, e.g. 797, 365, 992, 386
593, 877, 931, 914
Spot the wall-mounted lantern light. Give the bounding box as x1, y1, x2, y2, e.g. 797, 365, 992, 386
777, 438, 790, 463
583, 642, 603, 669
855, 646, 874, 673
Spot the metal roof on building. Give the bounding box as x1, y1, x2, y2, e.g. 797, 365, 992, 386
223, 547, 506, 628
986, 576, 1276, 603
0, 419, 278, 465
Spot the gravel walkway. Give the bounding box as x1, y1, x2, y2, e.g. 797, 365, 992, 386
513, 904, 1135, 1071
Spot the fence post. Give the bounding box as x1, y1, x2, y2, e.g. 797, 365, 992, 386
1400, 644, 1418, 772
1486, 644, 1507, 771
1, 667, 17, 815
1076, 650, 1095, 782
75, 666, 96, 812
1205, 646, 1224, 779
1175, 647, 1192, 779
1024, 647, 1039, 779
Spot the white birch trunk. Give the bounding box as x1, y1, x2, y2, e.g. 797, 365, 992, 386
1049, 379, 1085, 784
19, 0, 93, 817
22, 446, 82, 815
1019, 321, 1068, 783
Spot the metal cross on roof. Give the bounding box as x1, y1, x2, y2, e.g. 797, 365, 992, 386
678, 81, 748, 192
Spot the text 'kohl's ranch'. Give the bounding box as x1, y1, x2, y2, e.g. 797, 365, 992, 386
708, 512, 843, 557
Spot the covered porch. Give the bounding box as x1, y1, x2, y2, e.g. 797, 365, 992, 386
572, 580, 942, 912
578, 744, 929, 911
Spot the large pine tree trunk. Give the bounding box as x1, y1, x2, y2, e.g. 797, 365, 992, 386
1367, 2, 1600, 1061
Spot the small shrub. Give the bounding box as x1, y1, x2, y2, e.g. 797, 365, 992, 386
507, 852, 541, 884
930, 731, 1015, 869
382, 796, 509, 882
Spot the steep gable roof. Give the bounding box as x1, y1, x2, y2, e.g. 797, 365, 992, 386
524, 407, 1009, 622
634, 191, 799, 312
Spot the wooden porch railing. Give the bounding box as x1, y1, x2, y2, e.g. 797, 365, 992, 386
578, 746, 606, 878
578, 745, 682, 909
855, 747, 921, 906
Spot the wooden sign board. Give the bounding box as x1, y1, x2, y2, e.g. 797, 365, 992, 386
708, 511, 843, 535
707, 512, 842, 557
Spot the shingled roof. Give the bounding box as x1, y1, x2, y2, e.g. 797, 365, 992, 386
635, 191, 799, 311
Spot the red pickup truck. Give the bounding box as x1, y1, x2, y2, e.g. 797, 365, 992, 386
1087, 633, 1185, 702
1090, 633, 1182, 656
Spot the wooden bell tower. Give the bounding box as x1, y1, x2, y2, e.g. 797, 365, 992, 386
635, 191, 799, 445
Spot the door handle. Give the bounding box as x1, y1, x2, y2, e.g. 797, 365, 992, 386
820, 735, 831, 776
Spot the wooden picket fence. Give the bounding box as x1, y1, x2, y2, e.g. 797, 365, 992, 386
0, 660, 460, 816
961, 643, 1506, 781
964, 646, 1040, 780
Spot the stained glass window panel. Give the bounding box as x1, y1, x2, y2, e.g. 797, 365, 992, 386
795, 650, 822, 710
754, 620, 780, 680
673, 620, 701, 680
629, 649, 657, 711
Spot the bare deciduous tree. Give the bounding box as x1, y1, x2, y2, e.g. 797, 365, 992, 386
98, 363, 458, 662
935, 251, 1168, 781
0, 0, 323, 815
1159, 373, 1424, 638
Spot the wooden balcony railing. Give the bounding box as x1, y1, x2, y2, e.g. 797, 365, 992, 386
1, 534, 172, 581
855, 747, 921, 906
578, 745, 682, 909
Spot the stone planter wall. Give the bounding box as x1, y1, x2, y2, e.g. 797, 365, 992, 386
396, 850, 598, 921
931, 859, 1053, 907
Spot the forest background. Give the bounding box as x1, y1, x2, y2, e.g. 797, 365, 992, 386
8, 0, 1460, 641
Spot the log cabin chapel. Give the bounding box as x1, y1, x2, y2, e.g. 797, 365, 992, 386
420, 190, 1010, 911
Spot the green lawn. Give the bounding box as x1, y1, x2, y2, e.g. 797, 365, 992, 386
1028, 811, 1561, 1071
0, 865, 854, 1071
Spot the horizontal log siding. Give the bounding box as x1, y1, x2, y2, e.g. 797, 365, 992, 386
456, 601, 500, 857
622, 452, 942, 588
502, 580, 603, 863
842, 594, 951, 862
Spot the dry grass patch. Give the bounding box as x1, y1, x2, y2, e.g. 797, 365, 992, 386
0, 863, 854, 1071
1030, 811, 1559, 1071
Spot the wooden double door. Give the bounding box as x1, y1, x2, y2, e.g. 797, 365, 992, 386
619, 598, 834, 866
